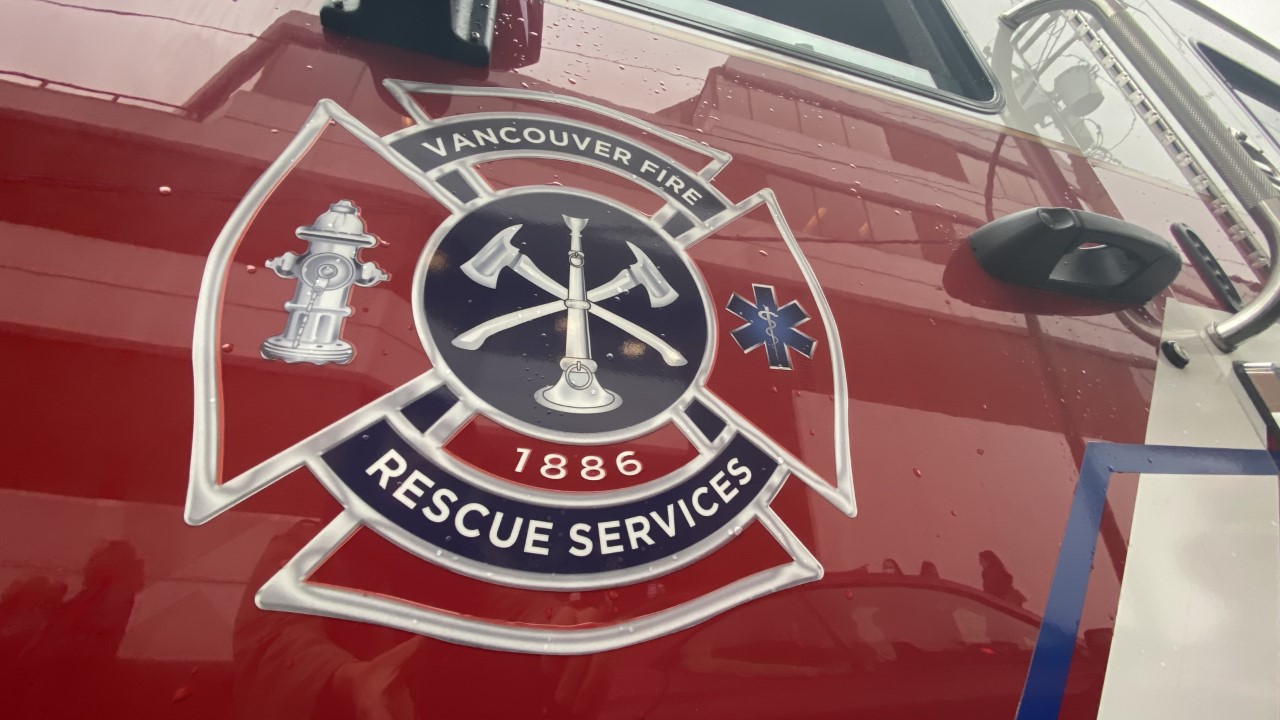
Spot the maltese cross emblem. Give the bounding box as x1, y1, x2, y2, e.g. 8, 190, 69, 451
186, 80, 855, 655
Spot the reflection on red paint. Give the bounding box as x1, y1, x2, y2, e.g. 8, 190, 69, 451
0, 2, 1235, 719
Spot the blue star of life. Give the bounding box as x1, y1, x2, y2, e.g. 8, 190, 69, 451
726, 284, 816, 370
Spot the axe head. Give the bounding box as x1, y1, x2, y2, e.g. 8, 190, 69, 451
625, 241, 679, 307
461, 224, 523, 288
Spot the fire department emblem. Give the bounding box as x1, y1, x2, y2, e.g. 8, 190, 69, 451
187, 81, 854, 654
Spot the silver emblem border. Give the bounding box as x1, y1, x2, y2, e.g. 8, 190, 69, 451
187, 80, 855, 654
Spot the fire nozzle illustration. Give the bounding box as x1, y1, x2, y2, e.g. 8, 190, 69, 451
452, 214, 688, 414
260, 200, 389, 365
534, 215, 623, 413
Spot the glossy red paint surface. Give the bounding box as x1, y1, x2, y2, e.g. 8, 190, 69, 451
0, 2, 1243, 719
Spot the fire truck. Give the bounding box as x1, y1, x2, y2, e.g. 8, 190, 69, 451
2, 0, 1279, 718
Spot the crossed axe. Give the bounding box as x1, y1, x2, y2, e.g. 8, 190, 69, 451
452, 221, 687, 367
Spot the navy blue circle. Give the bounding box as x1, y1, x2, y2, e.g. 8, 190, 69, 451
422, 191, 707, 435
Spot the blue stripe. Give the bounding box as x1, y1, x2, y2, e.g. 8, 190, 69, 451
1015, 442, 1278, 720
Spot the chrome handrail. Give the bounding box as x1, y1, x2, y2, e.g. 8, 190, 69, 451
1000, 0, 1280, 351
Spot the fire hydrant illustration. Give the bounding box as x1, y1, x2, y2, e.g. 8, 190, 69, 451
260, 199, 388, 365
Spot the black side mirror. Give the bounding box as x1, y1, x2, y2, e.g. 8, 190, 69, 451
969, 207, 1181, 304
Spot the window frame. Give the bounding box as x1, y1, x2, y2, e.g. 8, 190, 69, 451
597, 0, 1004, 113
1194, 41, 1280, 149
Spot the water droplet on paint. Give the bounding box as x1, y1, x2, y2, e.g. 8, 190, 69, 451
158, 186, 172, 195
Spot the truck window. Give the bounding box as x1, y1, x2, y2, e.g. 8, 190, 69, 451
1198, 43, 1280, 146
603, 0, 998, 108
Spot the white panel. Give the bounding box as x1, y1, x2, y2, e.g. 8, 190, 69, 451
1099, 300, 1280, 719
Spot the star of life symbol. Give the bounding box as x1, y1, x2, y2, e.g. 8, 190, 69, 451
727, 284, 816, 370
186, 80, 855, 655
